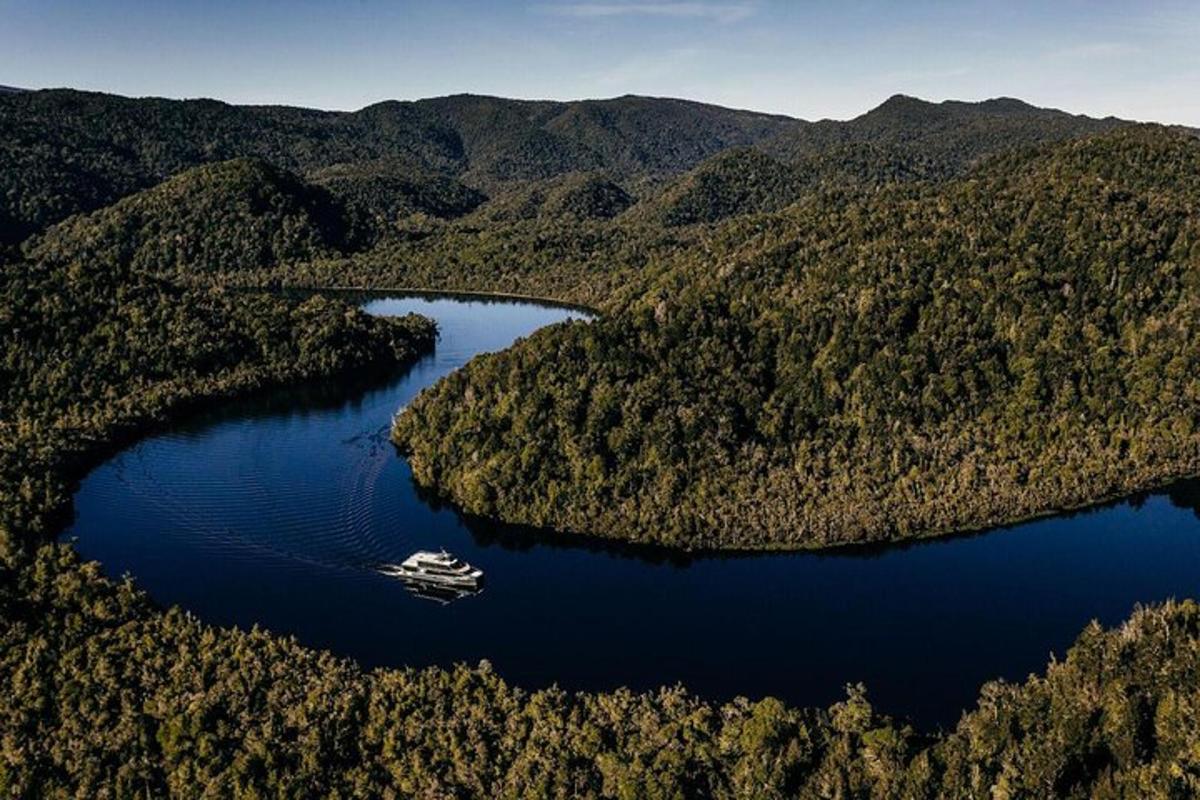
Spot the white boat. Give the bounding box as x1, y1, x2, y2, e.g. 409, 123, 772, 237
379, 550, 484, 590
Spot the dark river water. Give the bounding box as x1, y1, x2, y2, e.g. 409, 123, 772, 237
65, 294, 1200, 729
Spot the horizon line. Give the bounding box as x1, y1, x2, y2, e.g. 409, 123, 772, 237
3, 83, 1159, 127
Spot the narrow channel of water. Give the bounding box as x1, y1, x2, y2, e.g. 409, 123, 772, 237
65, 294, 1200, 728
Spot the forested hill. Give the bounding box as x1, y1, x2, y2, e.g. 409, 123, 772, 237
25, 158, 351, 275
6, 85, 1200, 796
0, 89, 799, 244
765, 94, 1123, 161
649, 95, 1126, 225
394, 127, 1200, 550
0, 87, 1126, 246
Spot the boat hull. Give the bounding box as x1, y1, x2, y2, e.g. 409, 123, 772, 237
379, 565, 484, 590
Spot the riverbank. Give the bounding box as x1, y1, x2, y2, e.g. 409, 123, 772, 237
391, 130, 1200, 553
0, 284, 435, 565
285, 283, 600, 316
63, 293, 1200, 731
6, 284, 1200, 795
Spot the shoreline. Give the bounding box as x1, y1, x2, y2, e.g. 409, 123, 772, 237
252, 282, 601, 316
61, 281, 1200, 559
407, 467, 1200, 560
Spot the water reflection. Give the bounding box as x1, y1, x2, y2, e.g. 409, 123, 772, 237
1167, 480, 1200, 519
65, 294, 1200, 729
397, 579, 485, 606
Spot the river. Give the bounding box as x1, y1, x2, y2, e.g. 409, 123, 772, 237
65, 293, 1200, 728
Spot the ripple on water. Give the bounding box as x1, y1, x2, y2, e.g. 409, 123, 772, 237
64, 295, 1200, 729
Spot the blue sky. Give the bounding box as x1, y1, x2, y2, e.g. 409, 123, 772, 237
2, 1, 1197, 124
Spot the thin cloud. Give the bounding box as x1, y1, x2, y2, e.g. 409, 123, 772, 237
540, 2, 756, 24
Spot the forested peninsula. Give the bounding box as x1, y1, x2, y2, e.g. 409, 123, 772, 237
394, 129, 1200, 549
4, 87, 1200, 796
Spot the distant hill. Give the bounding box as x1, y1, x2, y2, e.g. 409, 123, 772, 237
0, 90, 461, 245
765, 94, 1121, 158
0, 89, 802, 244
0, 88, 1133, 246
307, 157, 486, 235
649, 147, 808, 225
468, 171, 636, 223
27, 158, 349, 276
638, 94, 1127, 225
394, 127, 1200, 549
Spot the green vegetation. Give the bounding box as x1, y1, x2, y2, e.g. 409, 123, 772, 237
0, 264, 434, 564
650, 95, 1125, 226
653, 147, 809, 225
395, 128, 1200, 549
26, 158, 352, 276
472, 171, 636, 224
0, 88, 1127, 248
290, 215, 685, 306
0, 157, 437, 565
0, 88, 805, 246
7, 556, 1200, 797
4, 87, 1200, 796
762, 94, 1122, 175
308, 157, 486, 236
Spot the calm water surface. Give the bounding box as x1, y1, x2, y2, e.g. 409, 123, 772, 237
66, 294, 1200, 728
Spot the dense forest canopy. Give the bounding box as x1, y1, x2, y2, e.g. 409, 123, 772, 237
8, 548, 1200, 798
4, 86, 1200, 796
394, 128, 1200, 549
308, 157, 488, 232
25, 158, 353, 275
0, 259, 435, 564
0, 88, 1130, 247
0, 88, 805, 245
761, 94, 1122, 164
651, 94, 1128, 227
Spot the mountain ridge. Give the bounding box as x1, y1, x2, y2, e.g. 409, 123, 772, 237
0, 86, 1140, 245
393, 127, 1200, 550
